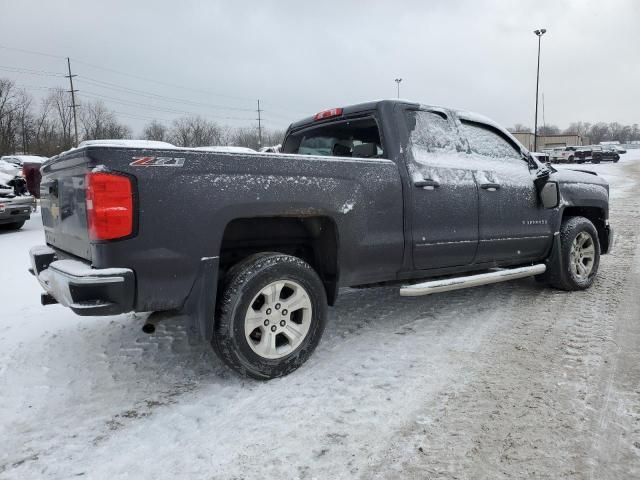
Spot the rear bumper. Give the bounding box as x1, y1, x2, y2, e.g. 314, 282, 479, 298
0, 196, 34, 223
29, 245, 135, 316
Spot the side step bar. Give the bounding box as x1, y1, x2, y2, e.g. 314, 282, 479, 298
399, 264, 546, 297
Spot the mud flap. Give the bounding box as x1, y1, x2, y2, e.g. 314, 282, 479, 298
181, 256, 220, 341
536, 232, 569, 285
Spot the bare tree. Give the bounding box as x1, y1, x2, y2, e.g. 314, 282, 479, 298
80, 100, 131, 141
49, 88, 74, 149
508, 123, 531, 133
143, 120, 168, 141
537, 124, 560, 135
0, 79, 20, 154
169, 116, 221, 147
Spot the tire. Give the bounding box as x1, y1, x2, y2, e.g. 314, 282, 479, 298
549, 216, 600, 291
614, 155, 620, 162
576, 159, 584, 164
0, 220, 25, 231
592, 156, 601, 164
212, 253, 327, 380
568, 155, 574, 162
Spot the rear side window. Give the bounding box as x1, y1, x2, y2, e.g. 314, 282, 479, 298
282, 117, 384, 158
460, 121, 521, 160
405, 110, 459, 154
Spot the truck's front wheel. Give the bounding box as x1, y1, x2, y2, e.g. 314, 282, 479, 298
550, 216, 601, 291
212, 253, 327, 379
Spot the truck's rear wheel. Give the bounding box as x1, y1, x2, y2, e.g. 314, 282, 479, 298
212, 253, 327, 379
550, 216, 600, 291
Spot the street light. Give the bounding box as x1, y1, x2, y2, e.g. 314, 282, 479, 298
533, 28, 547, 152
394, 78, 402, 99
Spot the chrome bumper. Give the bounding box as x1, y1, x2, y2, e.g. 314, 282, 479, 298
29, 245, 135, 316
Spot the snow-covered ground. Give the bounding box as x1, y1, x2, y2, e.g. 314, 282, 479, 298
2, 152, 640, 479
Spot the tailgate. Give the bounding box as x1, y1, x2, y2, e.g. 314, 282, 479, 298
40, 153, 92, 260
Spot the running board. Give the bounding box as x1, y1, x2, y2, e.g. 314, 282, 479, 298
399, 264, 547, 297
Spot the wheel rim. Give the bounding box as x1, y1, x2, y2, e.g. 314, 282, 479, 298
570, 231, 596, 281
244, 280, 312, 359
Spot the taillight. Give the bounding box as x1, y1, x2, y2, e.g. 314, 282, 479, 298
85, 172, 133, 240
314, 107, 343, 121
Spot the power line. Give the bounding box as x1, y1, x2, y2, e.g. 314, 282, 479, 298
71, 58, 256, 103
76, 76, 255, 113
0, 43, 255, 102
0, 65, 65, 77
76, 91, 255, 122
0, 44, 66, 59
0, 44, 303, 122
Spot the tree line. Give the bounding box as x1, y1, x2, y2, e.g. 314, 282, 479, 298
509, 121, 640, 145
0, 78, 284, 157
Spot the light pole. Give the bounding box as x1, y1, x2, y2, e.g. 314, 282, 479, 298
533, 28, 546, 152
394, 78, 402, 99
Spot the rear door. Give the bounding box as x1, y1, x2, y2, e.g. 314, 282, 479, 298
457, 119, 554, 264
402, 108, 479, 270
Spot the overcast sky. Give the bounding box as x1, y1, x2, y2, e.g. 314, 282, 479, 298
1, 0, 638, 134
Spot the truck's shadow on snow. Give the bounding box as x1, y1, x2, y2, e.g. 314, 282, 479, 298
34, 277, 553, 407
4, 276, 573, 470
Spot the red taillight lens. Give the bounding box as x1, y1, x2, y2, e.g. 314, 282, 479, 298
85, 172, 133, 240
313, 107, 343, 121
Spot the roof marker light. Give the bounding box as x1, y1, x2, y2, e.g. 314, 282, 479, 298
313, 107, 343, 121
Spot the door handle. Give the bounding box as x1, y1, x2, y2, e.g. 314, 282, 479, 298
480, 183, 501, 191
414, 179, 440, 189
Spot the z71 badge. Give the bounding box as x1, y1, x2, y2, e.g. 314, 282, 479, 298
130, 156, 185, 167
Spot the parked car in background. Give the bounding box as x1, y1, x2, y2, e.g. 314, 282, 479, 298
591, 146, 620, 163
549, 146, 578, 163
0, 155, 47, 198
575, 146, 593, 163
603, 145, 626, 155
0, 164, 36, 230
532, 152, 550, 163
260, 145, 282, 153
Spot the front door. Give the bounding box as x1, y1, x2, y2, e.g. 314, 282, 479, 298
403, 109, 479, 270
457, 119, 554, 264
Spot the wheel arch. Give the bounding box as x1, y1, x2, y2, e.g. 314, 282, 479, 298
560, 206, 610, 253
218, 215, 340, 306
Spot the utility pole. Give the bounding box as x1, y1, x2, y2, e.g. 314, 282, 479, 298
66, 57, 79, 146
533, 28, 546, 152
394, 78, 402, 99
542, 92, 546, 134
256, 99, 262, 149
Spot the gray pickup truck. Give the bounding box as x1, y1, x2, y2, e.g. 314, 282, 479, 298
30, 100, 613, 379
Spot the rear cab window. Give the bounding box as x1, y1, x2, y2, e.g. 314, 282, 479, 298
282, 116, 385, 159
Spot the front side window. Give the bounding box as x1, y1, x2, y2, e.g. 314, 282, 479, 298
461, 121, 522, 160
282, 117, 384, 158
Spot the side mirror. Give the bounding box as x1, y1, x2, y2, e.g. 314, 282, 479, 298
539, 181, 559, 209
